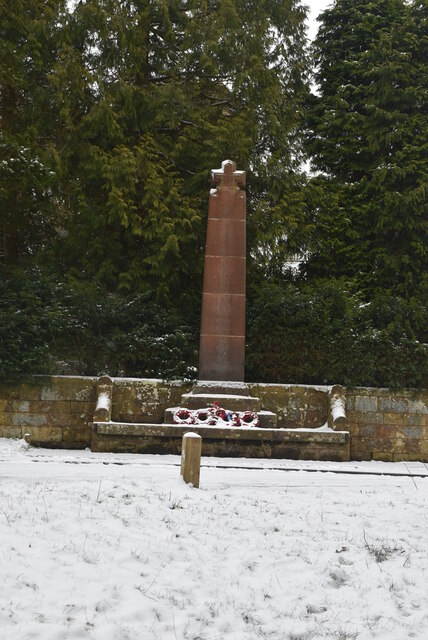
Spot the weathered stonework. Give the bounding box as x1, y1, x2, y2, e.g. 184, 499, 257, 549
0, 376, 96, 448
0, 377, 426, 462
328, 384, 349, 430
93, 375, 113, 422
92, 421, 350, 461
111, 378, 191, 423
249, 383, 329, 428
199, 160, 247, 381
345, 387, 428, 461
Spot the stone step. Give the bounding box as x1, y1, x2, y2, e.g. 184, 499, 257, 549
192, 381, 251, 396
95, 421, 348, 442
180, 393, 261, 412
164, 408, 277, 429
91, 421, 350, 461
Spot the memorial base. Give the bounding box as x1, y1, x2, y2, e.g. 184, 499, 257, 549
89, 378, 351, 462
92, 421, 350, 461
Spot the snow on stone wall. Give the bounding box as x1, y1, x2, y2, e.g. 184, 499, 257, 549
0, 377, 427, 461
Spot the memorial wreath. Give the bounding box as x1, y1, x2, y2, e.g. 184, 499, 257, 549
173, 402, 259, 428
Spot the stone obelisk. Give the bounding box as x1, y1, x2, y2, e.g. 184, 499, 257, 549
198, 160, 246, 381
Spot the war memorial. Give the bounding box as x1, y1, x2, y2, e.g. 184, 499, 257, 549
1, 160, 426, 463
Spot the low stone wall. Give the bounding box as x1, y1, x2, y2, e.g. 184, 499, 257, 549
0, 377, 427, 461
346, 387, 428, 461
0, 376, 192, 448
0, 377, 96, 448
111, 378, 191, 423
249, 383, 329, 428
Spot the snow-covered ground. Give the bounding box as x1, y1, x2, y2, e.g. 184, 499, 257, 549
1, 439, 427, 640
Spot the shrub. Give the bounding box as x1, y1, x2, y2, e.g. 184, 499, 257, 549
0, 268, 61, 382
0, 268, 199, 382
246, 280, 427, 388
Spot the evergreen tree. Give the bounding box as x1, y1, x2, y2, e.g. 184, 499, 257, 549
305, 0, 428, 298
0, 0, 66, 265
46, 0, 309, 298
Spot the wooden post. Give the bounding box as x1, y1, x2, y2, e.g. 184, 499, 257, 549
180, 432, 202, 488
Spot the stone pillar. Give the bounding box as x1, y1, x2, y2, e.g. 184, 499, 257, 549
93, 375, 113, 423
199, 160, 246, 381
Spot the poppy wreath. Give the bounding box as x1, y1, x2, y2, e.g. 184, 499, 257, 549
230, 412, 242, 427
194, 408, 216, 425
211, 402, 228, 422
173, 405, 259, 428
239, 411, 259, 428
173, 408, 194, 425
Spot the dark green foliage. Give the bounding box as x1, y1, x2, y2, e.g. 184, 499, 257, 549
1, 0, 426, 389
0, 268, 61, 381
0, 0, 66, 263
1, 0, 311, 383
246, 280, 427, 389
44, 0, 309, 297
305, 0, 428, 298
0, 267, 198, 382
52, 281, 199, 379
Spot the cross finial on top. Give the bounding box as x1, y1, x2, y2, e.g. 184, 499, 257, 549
211, 160, 246, 190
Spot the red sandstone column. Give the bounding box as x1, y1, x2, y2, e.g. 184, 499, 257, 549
199, 160, 246, 381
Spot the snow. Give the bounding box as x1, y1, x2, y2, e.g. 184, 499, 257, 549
95, 392, 110, 412
109, 377, 187, 386
1, 438, 428, 640
331, 397, 346, 423
184, 393, 256, 400
254, 382, 330, 392
194, 381, 249, 389
292, 422, 334, 432
283, 260, 302, 272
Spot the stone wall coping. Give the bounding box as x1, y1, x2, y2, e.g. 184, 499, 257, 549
111, 377, 191, 385
249, 383, 330, 391
182, 392, 259, 400
33, 375, 98, 381
1, 376, 425, 394
345, 386, 427, 394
